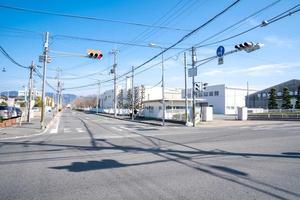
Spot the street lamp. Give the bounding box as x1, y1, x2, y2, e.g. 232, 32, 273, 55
148, 43, 165, 126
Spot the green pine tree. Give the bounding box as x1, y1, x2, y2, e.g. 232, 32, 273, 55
268, 88, 278, 109
281, 87, 292, 109
295, 86, 300, 109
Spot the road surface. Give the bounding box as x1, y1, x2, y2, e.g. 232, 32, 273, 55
0, 110, 299, 200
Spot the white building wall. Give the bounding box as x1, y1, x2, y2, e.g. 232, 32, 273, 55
224, 87, 248, 115
184, 84, 250, 114
200, 84, 225, 114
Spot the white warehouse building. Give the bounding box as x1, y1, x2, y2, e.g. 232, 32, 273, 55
185, 84, 257, 115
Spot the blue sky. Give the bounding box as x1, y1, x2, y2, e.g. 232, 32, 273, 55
0, 0, 300, 96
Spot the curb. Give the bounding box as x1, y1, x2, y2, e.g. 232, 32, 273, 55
0, 112, 61, 140
94, 113, 185, 127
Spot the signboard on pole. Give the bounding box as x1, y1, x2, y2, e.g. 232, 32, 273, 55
188, 68, 197, 77
216, 46, 225, 57
218, 57, 224, 65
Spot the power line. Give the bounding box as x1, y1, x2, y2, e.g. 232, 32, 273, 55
194, 0, 282, 47
119, 0, 199, 51
63, 1, 240, 91
118, 0, 241, 80
196, 3, 300, 48
0, 4, 190, 31
0, 45, 29, 69
63, 2, 299, 92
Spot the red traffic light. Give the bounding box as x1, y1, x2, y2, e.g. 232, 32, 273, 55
87, 49, 103, 60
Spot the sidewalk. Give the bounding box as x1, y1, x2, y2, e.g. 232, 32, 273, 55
0, 112, 55, 140
93, 112, 185, 127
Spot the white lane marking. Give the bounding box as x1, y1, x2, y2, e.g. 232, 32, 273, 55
111, 127, 123, 132
64, 128, 71, 133
119, 126, 131, 131
76, 128, 85, 133
49, 115, 61, 134
52, 131, 194, 141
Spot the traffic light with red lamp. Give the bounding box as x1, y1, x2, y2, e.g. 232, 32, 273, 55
87, 49, 103, 59
235, 42, 264, 53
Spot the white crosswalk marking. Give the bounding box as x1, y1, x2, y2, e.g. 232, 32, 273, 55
76, 128, 85, 133
119, 126, 131, 131
64, 128, 71, 133
111, 127, 123, 132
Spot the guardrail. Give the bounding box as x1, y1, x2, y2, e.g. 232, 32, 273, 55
248, 113, 300, 121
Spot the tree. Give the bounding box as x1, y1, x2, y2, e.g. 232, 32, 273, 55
0, 101, 7, 106
282, 87, 292, 109
34, 96, 42, 107
295, 86, 300, 109
268, 88, 277, 109
117, 89, 124, 108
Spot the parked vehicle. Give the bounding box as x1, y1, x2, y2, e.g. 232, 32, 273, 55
0, 106, 12, 119
7, 107, 17, 118
15, 107, 22, 117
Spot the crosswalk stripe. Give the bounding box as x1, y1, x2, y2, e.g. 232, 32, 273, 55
111, 127, 123, 132
64, 128, 71, 133
76, 128, 85, 133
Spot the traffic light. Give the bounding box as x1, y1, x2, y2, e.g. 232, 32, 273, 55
234, 42, 263, 53
203, 83, 208, 90
87, 49, 103, 59
195, 83, 200, 91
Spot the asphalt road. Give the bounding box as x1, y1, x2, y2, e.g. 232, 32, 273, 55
0, 110, 299, 200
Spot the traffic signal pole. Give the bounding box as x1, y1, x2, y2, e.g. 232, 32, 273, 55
41, 32, 49, 129
184, 52, 188, 125
96, 81, 100, 114
131, 66, 135, 121
191, 47, 196, 127
110, 49, 119, 118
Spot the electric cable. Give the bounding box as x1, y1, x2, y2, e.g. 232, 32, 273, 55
0, 4, 190, 31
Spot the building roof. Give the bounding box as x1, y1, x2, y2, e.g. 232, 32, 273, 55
249, 79, 300, 96
143, 98, 206, 103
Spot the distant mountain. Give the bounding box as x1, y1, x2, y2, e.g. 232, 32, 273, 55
0, 91, 18, 97
45, 92, 77, 105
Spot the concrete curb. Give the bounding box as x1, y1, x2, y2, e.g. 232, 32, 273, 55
0, 112, 62, 140
93, 112, 185, 127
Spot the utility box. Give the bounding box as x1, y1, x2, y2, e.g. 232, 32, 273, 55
238, 107, 248, 120
202, 106, 213, 121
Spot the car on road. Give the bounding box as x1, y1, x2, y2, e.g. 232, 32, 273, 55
7, 107, 17, 118
0, 106, 12, 119
15, 107, 22, 117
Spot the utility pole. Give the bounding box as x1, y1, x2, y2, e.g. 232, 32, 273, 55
40, 32, 49, 129
191, 47, 196, 127
110, 49, 119, 118
184, 52, 188, 125
27, 61, 35, 122
56, 67, 62, 112
131, 66, 135, 121
96, 80, 100, 114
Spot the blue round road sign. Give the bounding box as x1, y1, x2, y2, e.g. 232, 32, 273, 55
216, 46, 225, 57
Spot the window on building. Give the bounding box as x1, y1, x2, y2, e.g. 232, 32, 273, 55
209, 91, 213, 96
262, 93, 266, 97
166, 106, 172, 110
289, 91, 294, 95
214, 91, 219, 96
277, 92, 282, 96
204, 92, 208, 96
257, 93, 261, 98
